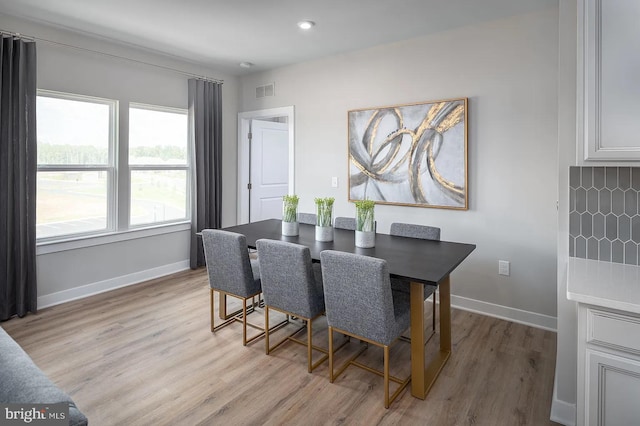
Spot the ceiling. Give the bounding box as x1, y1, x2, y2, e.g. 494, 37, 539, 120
0, 0, 557, 75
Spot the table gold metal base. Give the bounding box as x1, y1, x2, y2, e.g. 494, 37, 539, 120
410, 276, 451, 399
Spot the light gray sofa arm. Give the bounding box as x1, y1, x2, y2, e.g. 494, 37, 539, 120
0, 326, 88, 426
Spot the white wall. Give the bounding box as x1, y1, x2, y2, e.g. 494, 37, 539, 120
552, 0, 579, 424
239, 8, 559, 328
0, 14, 240, 306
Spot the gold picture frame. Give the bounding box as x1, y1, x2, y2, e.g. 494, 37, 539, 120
348, 97, 468, 210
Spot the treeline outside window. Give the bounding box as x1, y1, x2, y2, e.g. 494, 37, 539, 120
36, 90, 189, 241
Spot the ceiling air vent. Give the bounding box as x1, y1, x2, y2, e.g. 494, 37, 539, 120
256, 83, 275, 99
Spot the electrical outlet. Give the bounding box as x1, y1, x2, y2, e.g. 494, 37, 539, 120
498, 260, 510, 276
331, 177, 338, 188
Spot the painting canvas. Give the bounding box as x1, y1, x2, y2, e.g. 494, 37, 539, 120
348, 98, 468, 210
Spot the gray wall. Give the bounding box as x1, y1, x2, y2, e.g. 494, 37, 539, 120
0, 14, 240, 305
239, 8, 559, 325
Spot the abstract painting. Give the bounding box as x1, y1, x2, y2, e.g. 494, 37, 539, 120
348, 98, 468, 209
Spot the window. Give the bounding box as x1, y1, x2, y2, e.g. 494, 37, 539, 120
129, 105, 189, 226
36, 92, 116, 240
36, 91, 190, 242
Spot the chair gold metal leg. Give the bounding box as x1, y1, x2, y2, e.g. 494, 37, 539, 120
265, 306, 270, 355
307, 319, 313, 373
328, 326, 409, 408
384, 345, 390, 409
263, 307, 326, 371
210, 290, 242, 333
242, 298, 248, 346
328, 327, 334, 383
210, 290, 272, 346
331, 339, 368, 381
214, 288, 216, 333
217, 292, 259, 321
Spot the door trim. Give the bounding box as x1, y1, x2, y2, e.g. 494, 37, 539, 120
237, 106, 295, 224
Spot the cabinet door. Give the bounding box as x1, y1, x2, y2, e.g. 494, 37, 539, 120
586, 349, 640, 425
579, 0, 640, 160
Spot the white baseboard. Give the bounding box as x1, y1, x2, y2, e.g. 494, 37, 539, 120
450, 294, 557, 331
36, 264, 558, 332
550, 385, 576, 426
37, 260, 191, 309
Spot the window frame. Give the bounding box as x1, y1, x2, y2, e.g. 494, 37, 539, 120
35, 91, 192, 247
127, 102, 191, 229
36, 89, 118, 242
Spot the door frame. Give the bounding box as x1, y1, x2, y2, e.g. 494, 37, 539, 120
237, 106, 295, 224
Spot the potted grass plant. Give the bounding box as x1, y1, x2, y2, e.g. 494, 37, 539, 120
355, 199, 376, 248
281, 194, 300, 236
314, 197, 334, 241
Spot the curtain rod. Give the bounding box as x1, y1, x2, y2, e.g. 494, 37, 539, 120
0, 29, 223, 84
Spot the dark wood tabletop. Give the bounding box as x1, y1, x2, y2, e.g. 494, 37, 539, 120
222, 219, 476, 286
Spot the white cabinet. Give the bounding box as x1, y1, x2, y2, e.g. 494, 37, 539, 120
578, 306, 640, 425
578, 0, 640, 161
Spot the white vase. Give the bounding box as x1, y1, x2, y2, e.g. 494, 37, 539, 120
315, 225, 333, 242
282, 221, 299, 236
355, 230, 375, 248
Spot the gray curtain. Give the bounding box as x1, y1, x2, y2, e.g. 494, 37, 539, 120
0, 35, 38, 320
188, 79, 222, 269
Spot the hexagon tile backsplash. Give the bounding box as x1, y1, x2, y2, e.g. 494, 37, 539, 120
569, 166, 640, 264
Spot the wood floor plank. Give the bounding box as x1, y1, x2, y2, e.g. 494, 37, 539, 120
1, 268, 560, 425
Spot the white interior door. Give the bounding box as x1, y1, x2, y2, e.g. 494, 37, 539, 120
250, 119, 289, 222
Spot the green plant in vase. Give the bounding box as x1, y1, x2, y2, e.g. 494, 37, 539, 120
354, 199, 375, 248
314, 197, 334, 242
282, 194, 299, 223
314, 197, 335, 227
354, 199, 375, 232
281, 194, 300, 236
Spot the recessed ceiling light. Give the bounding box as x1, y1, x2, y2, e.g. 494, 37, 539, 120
297, 20, 315, 30
239, 62, 254, 69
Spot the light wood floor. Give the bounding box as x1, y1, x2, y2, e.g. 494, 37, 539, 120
2, 269, 560, 425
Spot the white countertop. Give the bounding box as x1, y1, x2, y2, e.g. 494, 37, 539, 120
567, 257, 640, 314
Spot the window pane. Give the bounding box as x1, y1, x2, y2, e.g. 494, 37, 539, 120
130, 170, 187, 225
129, 107, 187, 165
37, 171, 108, 238
37, 96, 110, 165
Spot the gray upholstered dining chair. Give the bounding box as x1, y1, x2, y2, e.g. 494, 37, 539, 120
390, 222, 440, 332
335, 216, 377, 231
297, 212, 316, 225
333, 216, 356, 230
201, 229, 265, 346
390, 222, 440, 241
320, 250, 411, 408
256, 239, 329, 372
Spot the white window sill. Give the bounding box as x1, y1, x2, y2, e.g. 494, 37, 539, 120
36, 222, 191, 255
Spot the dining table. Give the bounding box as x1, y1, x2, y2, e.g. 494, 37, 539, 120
220, 219, 476, 400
